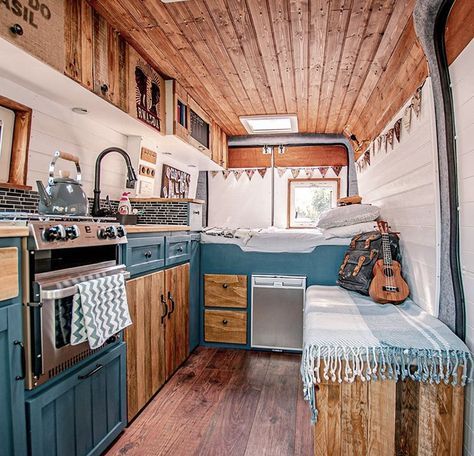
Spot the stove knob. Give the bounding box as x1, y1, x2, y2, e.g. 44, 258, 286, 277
116, 225, 126, 238
43, 224, 66, 242
98, 226, 117, 239
66, 225, 80, 240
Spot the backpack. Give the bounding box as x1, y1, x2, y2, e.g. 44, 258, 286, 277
337, 231, 402, 295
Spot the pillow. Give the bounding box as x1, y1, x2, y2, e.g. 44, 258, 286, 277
317, 204, 380, 229
322, 221, 378, 239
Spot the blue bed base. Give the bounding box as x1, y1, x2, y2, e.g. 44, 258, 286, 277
199, 243, 348, 349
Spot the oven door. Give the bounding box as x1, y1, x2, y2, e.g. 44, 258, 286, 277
25, 261, 129, 389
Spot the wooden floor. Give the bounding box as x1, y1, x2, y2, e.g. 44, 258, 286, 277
106, 347, 313, 456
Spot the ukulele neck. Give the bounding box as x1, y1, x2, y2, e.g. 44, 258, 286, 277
382, 233, 392, 266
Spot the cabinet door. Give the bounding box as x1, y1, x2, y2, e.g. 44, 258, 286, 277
189, 241, 200, 351
125, 271, 166, 421
27, 343, 126, 456
0, 304, 26, 456
165, 264, 190, 378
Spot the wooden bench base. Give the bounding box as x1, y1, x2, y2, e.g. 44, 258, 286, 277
314, 377, 464, 456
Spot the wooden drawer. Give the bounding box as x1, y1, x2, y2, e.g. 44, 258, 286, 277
125, 236, 165, 276
204, 310, 247, 345
0, 247, 19, 302
165, 235, 191, 266
204, 274, 247, 308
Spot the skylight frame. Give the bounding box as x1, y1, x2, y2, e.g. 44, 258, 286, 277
240, 114, 298, 135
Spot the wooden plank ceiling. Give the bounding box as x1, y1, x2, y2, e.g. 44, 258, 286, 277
87, 0, 423, 143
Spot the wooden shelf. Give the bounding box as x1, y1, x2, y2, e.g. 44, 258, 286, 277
130, 197, 204, 204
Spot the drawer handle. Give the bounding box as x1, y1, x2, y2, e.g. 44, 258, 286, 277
144, 250, 152, 259
222, 319, 228, 325
168, 292, 175, 318
222, 283, 228, 289
160, 294, 168, 324
78, 364, 103, 380
14, 340, 25, 381
177, 246, 184, 253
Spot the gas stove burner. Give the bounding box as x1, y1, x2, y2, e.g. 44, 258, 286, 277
0, 211, 117, 223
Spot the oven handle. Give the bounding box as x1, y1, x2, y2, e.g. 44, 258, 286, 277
39, 271, 131, 300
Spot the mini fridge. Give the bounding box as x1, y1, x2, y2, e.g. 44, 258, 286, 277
251, 275, 306, 351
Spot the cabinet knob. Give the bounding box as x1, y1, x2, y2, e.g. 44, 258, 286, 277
10, 24, 24, 36
222, 283, 228, 289
144, 250, 152, 259
222, 319, 228, 325
177, 246, 183, 253
100, 83, 109, 94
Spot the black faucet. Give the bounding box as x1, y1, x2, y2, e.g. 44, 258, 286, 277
92, 147, 138, 217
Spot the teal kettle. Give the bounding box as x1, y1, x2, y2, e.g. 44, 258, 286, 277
36, 151, 89, 216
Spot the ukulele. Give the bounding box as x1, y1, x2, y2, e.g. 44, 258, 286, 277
369, 221, 409, 304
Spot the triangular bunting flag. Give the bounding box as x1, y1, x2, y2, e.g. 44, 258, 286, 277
257, 168, 267, 178
210, 171, 219, 178
222, 170, 231, 179
364, 150, 370, 166
233, 170, 243, 181
403, 105, 412, 132
394, 119, 402, 143
412, 86, 422, 118
331, 165, 342, 176
319, 167, 329, 178
386, 129, 394, 149
305, 168, 313, 178
245, 169, 256, 180
291, 168, 300, 178
277, 168, 287, 177
377, 136, 382, 153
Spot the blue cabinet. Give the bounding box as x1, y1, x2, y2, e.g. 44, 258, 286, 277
165, 235, 191, 266
189, 239, 200, 351
124, 235, 165, 276
26, 343, 126, 456
0, 303, 27, 456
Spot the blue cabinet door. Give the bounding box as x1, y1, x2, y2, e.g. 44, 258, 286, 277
26, 343, 126, 456
0, 303, 27, 456
189, 240, 200, 351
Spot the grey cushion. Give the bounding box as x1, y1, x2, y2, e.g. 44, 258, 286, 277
317, 204, 380, 229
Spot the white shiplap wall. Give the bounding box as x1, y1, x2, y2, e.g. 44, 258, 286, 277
451, 39, 474, 456
208, 167, 348, 229
357, 80, 440, 316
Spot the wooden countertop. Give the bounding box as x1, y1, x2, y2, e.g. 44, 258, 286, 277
0, 225, 29, 237
125, 225, 191, 234
129, 197, 205, 204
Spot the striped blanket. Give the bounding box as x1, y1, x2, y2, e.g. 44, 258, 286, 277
301, 286, 473, 422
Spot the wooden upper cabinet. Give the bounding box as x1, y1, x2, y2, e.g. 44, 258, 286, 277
188, 97, 211, 157
92, 13, 128, 111
210, 122, 228, 169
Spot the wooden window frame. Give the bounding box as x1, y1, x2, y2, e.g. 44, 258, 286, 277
0, 95, 32, 190
287, 178, 340, 229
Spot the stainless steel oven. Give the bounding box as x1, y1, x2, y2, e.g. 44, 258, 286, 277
22, 219, 128, 389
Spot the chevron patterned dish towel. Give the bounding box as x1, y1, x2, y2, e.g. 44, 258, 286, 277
71, 273, 132, 349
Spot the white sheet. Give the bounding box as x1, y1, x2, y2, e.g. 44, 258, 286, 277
200, 227, 351, 253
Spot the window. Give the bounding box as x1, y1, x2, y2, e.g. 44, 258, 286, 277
288, 179, 340, 228
0, 105, 15, 183
240, 114, 298, 134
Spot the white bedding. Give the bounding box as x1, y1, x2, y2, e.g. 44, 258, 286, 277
201, 227, 351, 253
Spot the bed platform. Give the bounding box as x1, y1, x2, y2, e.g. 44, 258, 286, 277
304, 286, 471, 456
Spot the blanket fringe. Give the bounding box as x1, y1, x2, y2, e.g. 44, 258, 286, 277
301, 344, 473, 424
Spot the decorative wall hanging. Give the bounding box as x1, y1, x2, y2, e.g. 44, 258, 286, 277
257, 168, 267, 178
222, 170, 231, 180
394, 119, 402, 142
331, 166, 342, 176
305, 168, 314, 178
291, 169, 300, 178
140, 147, 157, 164
161, 164, 190, 198
319, 167, 329, 178
277, 168, 287, 177
245, 169, 256, 180
233, 170, 243, 181
412, 86, 422, 118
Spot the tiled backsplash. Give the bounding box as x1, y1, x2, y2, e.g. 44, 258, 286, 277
0, 187, 189, 225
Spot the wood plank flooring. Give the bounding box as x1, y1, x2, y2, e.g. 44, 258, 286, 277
105, 347, 312, 456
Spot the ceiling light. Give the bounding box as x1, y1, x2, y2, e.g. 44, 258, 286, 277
72, 107, 88, 115
161, 0, 188, 3
161, 152, 172, 155
188, 164, 197, 168
240, 114, 298, 135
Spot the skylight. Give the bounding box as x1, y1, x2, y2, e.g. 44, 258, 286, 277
240, 115, 298, 134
